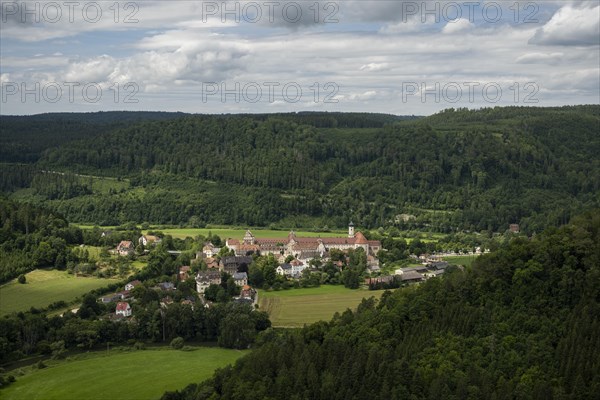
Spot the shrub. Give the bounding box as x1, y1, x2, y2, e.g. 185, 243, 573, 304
170, 337, 184, 350
17, 274, 26, 284
133, 341, 146, 350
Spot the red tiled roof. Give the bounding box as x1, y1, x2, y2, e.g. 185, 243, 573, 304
116, 302, 130, 311
355, 232, 368, 244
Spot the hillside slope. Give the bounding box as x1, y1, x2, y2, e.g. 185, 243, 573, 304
163, 211, 600, 400
1, 106, 598, 231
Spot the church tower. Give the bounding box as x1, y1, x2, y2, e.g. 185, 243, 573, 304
348, 221, 355, 238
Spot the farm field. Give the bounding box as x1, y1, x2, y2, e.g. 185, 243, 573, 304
2, 347, 247, 400
0, 269, 118, 315
258, 285, 384, 327
144, 227, 348, 240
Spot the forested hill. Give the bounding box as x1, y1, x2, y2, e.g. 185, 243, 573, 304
162, 211, 600, 400
1, 106, 598, 231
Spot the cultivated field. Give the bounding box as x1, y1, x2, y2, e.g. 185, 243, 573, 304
144, 227, 348, 240
258, 285, 384, 327
2, 347, 246, 400
0, 269, 118, 315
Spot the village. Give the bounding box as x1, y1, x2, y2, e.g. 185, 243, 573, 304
99, 223, 479, 319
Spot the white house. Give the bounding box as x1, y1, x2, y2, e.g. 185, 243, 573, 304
196, 270, 221, 294
202, 243, 221, 258
233, 272, 248, 287
139, 235, 162, 247
124, 280, 141, 291
276, 263, 293, 276
115, 302, 132, 317
289, 259, 307, 275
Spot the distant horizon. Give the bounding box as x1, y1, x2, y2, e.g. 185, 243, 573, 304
2, 103, 598, 118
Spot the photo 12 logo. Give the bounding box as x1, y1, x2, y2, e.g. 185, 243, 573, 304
201, 81, 340, 103
393, 1, 539, 24
1, 81, 140, 103
1, 1, 139, 24
401, 82, 540, 104
199, 1, 339, 24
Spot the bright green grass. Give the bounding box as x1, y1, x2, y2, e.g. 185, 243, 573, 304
258, 285, 384, 327
443, 254, 479, 267
146, 228, 348, 240
78, 245, 102, 261
2, 347, 247, 400
0, 269, 118, 315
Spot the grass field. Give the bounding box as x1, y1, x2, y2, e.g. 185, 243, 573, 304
258, 285, 384, 327
0, 269, 119, 315
144, 228, 348, 240
2, 347, 246, 400
443, 254, 480, 267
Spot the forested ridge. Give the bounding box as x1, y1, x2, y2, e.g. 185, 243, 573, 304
163, 211, 600, 400
1, 106, 598, 231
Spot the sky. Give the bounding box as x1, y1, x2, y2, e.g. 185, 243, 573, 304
1, 0, 599, 115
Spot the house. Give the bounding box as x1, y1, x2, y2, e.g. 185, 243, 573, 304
115, 302, 132, 317
424, 269, 445, 279
276, 263, 293, 276
289, 259, 306, 275
205, 257, 219, 269
181, 299, 194, 310
196, 270, 222, 294
202, 243, 221, 258
100, 293, 122, 304
179, 266, 191, 281
426, 261, 448, 271
239, 285, 256, 300
157, 282, 175, 291
221, 256, 253, 275
395, 266, 428, 275
509, 224, 520, 233
400, 270, 424, 284
117, 240, 135, 256
125, 280, 142, 291
365, 275, 395, 285
116, 290, 131, 299
233, 272, 248, 287
160, 296, 174, 308
139, 235, 162, 247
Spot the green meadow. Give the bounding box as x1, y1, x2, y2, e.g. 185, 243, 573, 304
144, 227, 348, 240
2, 347, 247, 400
258, 285, 384, 327
0, 269, 118, 315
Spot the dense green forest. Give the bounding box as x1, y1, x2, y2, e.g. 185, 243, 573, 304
1, 107, 598, 231
0, 198, 85, 283
162, 211, 600, 400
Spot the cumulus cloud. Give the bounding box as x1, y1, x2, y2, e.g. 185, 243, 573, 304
1, 0, 598, 115
442, 18, 474, 34
515, 52, 564, 65
530, 4, 600, 46
360, 63, 390, 72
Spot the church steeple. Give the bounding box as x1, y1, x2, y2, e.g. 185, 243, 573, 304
348, 221, 355, 238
